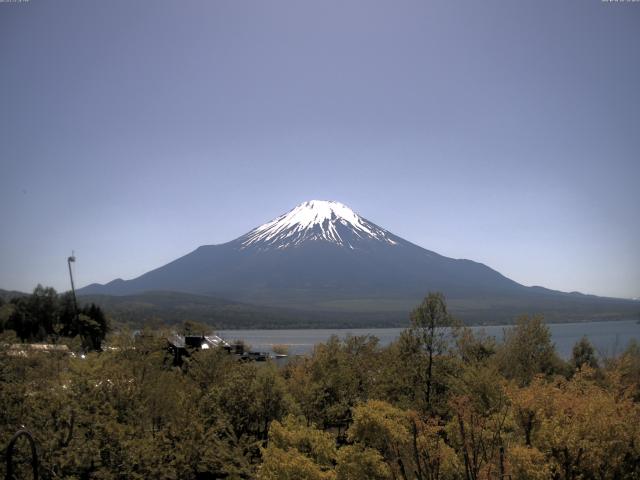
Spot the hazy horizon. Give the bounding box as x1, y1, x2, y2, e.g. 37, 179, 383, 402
1, 0, 639, 299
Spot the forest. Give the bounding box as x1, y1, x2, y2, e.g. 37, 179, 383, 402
1, 291, 640, 479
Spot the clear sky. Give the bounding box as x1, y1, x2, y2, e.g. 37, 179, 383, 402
1, 0, 638, 299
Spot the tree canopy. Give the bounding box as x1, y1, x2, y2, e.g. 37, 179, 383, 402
1, 285, 109, 351
1, 291, 639, 479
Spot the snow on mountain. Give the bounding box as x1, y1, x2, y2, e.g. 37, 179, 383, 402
238, 200, 398, 250
75, 199, 640, 326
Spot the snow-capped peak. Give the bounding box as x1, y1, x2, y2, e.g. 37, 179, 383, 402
238, 200, 398, 250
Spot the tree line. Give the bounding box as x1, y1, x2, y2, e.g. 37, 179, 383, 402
0, 292, 639, 479
0, 285, 109, 351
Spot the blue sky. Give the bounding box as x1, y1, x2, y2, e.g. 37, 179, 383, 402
1, 0, 638, 299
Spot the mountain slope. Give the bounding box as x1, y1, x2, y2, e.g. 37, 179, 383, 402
78, 200, 639, 324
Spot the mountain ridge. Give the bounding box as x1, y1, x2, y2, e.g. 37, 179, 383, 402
77, 200, 639, 325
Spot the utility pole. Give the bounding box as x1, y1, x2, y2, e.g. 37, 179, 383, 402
67, 252, 79, 319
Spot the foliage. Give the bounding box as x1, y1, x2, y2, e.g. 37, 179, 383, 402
1, 291, 639, 479
258, 444, 335, 480
506, 445, 551, 480
455, 327, 497, 365
335, 444, 391, 480
1, 285, 109, 351
284, 335, 382, 430
409, 292, 457, 413
570, 336, 599, 371
606, 339, 640, 401
259, 416, 336, 480
496, 314, 564, 386
272, 343, 289, 355
509, 368, 640, 479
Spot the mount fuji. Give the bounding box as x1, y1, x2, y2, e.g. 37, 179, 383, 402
78, 200, 639, 325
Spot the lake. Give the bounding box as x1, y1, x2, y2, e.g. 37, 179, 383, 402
219, 319, 640, 359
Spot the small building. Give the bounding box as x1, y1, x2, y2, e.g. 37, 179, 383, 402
167, 334, 231, 365
166, 334, 271, 365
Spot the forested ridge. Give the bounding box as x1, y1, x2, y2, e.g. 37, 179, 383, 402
1, 292, 640, 479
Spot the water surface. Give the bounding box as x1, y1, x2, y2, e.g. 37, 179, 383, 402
219, 319, 640, 359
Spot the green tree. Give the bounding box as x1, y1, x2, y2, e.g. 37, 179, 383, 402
348, 400, 412, 478
259, 445, 335, 480
571, 336, 599, 371
252, 362, 296, 438
348, 400, 460, 480
409, 292, 456, 413
7, 297, 37, 341
607, 339, 640, 401
335, 444, 391, 480
259, 416, 337, 480
455, 327, 497, 365
28, 285, 59, 336
496, 315, 564, 386
285, 335, 381, 429
0, 299, 10, 333
77, 303, 109, 351
57, 292, 78, 337
180, 319, 212, 336
510, 370, 640, 479
447, 361, 510, 480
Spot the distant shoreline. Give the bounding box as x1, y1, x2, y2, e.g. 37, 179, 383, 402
218, 318, 640, 359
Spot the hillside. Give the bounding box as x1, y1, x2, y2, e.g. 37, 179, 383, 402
77, 200, 639, 326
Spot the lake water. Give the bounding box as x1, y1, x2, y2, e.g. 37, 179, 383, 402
219, 319, 640, 359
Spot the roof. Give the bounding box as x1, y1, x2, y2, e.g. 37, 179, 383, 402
167, 334, 230, 350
